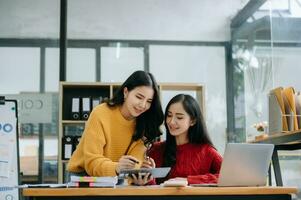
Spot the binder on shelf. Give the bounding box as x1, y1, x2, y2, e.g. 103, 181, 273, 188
282, 94, 294, 131
92, 96, 103, 109
283, 87, 298, 130
269, 88, 299, 134
71, 98, 80, 120
268, 93, 282, 134
270, 87, 288, 131
296, 92, 301, 129
62, 136, 73, 160
81, 97, 91, 120
72, 136, 81, 152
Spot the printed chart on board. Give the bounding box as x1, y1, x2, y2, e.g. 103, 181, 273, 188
0, 100, 19, 200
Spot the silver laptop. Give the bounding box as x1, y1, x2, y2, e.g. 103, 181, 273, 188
191, 143, 274, 187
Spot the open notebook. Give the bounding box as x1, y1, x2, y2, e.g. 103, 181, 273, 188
191, 143, 274, 187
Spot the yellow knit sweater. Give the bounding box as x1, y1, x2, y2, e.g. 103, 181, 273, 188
67, 103, 146, 176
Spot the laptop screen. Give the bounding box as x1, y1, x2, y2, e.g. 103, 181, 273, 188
217, 143, 274, 187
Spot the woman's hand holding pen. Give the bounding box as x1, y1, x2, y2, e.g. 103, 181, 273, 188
141, 156, 155, 168
116, 155, 139, 174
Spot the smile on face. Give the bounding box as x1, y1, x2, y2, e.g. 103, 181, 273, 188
166, 102, 195, 143
121, 86, 154, 120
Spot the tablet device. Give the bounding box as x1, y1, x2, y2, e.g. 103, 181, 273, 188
119, 167, 171, 178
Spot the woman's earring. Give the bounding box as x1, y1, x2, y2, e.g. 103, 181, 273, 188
190, 120, 196, 126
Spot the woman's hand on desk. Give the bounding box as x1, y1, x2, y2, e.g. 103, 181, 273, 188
131, 172, 153, 185
130, 157, 155, 185
168, 177, 187, 181
163, 177, 188, 187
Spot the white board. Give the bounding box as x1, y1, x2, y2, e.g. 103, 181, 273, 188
0, 100, 19, 200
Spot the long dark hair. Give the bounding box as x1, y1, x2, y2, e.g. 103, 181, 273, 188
163, 94, 214, 167
107, 70, 163, 144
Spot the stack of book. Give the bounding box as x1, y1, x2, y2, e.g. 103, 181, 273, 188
68, 176, 118, 188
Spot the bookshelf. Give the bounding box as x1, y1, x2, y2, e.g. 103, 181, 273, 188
58, 82, 204, 183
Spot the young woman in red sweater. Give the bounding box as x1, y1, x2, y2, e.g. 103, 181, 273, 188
135, 94, 222, 185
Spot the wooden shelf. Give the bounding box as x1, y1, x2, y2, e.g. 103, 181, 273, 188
159, 83, 203, 90
251, 130, 301, 145
62, 120, 86, 124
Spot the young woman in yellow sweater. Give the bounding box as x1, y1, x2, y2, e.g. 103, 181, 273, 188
67, 71, 163, 180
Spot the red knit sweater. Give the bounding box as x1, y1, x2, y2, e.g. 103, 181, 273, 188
148, 141, 223, 185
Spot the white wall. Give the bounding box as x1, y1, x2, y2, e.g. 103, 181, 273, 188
0, 47, 40, 94
0, 0, 60, 38
0, 0, 248, 41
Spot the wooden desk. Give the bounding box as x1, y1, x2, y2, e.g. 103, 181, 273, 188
22, 186, 298, 200
252, 130, 301, 186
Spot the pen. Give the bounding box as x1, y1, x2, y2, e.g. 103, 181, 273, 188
129, 158, 139, 164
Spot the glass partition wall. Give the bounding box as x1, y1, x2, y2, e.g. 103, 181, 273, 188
231, 0, 301, 188
231, 1, 273, 142
0, 0, 61, 184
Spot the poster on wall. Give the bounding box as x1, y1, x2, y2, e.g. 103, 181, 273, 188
5, 93, 53, 124
0, 99, 19, 200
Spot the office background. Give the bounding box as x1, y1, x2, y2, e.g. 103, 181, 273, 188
0, 0, 300, 190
